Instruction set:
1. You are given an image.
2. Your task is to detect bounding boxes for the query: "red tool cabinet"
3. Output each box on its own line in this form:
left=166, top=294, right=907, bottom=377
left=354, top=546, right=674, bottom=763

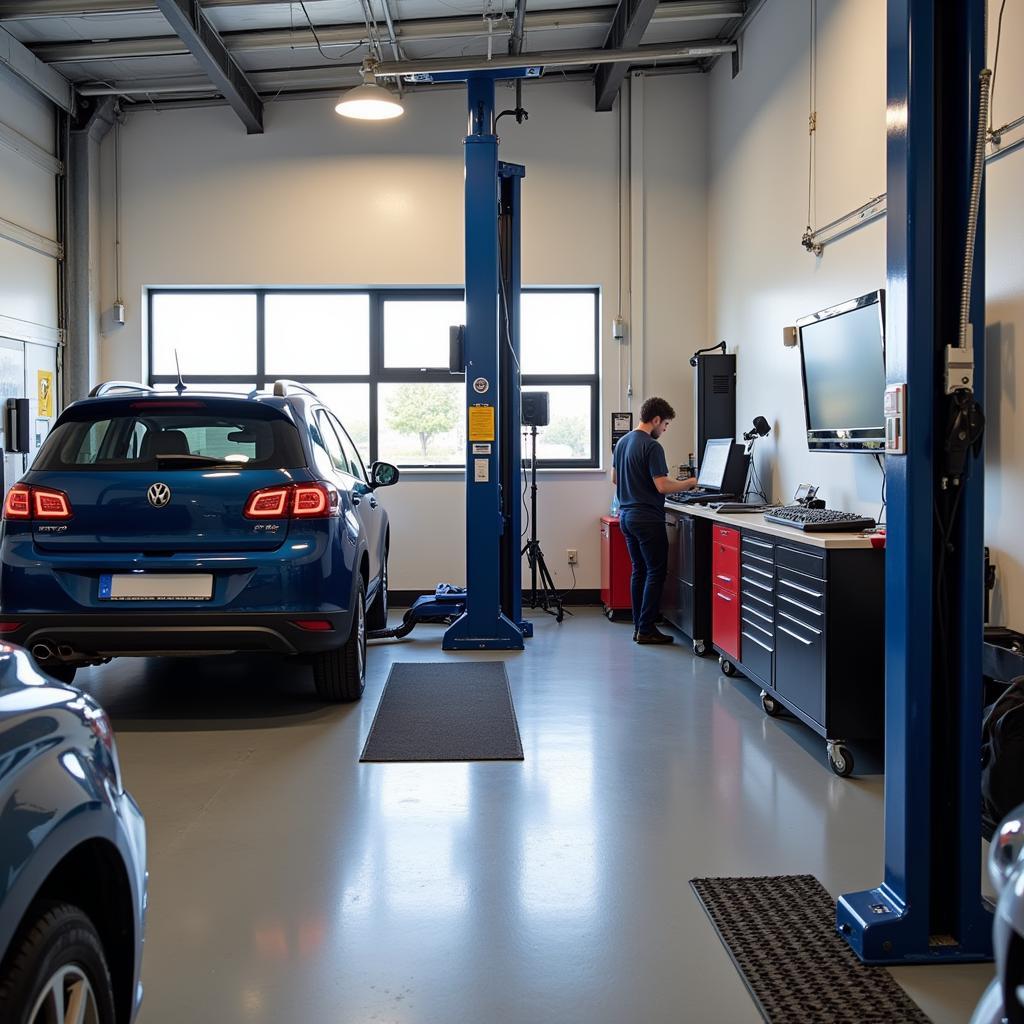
left=711, top=525, right=741, bottom=660
left=600, top=516, right=632, bottom=620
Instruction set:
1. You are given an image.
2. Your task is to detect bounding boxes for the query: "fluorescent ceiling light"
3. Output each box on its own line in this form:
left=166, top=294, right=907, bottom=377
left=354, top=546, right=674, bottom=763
left=336, top=60, right=404, bottom=121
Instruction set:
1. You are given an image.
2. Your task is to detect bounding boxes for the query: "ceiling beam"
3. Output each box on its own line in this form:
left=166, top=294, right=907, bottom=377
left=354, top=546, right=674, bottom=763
left=0, top=25, right=73, bottom=110
left=593, top=0, right=661, bottom=111
left=74, top=39, right=735, bottom=96
left=31, top=1, right=744, bottom=63
left=0, top=0, right=339, bottom=16
left=153, top=0, right=262, bottom=133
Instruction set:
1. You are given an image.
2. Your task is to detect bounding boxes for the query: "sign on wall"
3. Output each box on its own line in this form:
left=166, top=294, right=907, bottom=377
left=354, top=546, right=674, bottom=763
left=37, top=370, right=53, bottom=417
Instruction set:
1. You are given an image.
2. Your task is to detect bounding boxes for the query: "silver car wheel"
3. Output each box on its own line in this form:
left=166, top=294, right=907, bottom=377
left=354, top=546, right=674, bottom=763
left=29, top=964, right=99, bottom=1024
left=357, top=594, right=366, bottom=682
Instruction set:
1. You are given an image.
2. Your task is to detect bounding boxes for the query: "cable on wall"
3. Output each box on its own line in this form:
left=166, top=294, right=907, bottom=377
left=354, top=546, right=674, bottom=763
left=802, top=0, right=818, bottom=253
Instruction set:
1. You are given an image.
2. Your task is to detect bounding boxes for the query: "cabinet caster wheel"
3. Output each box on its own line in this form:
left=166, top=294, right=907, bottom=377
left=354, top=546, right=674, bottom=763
left=605, top=607, right=615, bottom=621
left=760, top=691, right=781, bottom=717
left=719, top=656, right=737, bottom=677
left=827, top=743, right=854, bottom=777
left=693, top=640, right=707, bottom=657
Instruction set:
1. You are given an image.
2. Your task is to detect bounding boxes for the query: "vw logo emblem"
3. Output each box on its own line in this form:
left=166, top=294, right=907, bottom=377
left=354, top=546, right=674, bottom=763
left=147, top=482, right=171, bottom=508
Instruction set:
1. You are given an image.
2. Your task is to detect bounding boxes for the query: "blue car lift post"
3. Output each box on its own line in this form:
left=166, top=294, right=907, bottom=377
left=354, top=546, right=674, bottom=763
left=836, top=0, right=992, bottom=963
left=370, top=70, right=540, bottom=650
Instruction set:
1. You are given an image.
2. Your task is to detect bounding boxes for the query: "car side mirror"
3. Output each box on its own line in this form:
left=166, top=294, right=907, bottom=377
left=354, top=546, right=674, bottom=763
left=370, top=462, right=400, bottom=488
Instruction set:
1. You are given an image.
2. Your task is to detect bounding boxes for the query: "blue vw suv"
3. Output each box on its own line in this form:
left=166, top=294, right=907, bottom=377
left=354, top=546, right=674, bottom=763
left=0, top=381, right=397, bottom=703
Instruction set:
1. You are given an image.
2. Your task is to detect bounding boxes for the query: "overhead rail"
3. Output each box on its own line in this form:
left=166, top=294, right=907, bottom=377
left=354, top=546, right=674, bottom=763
left=0, top=118, right=62, bottom=175
left=803, top=118, right=1022, bottom=255
left=27, top=2, right=744, bottom=63
left=0, top=215, right=62, bottom=261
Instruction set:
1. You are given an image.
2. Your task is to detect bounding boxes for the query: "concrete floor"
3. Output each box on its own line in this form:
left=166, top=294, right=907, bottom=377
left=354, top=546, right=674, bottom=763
left=76, top=608, right=993, bottom=1024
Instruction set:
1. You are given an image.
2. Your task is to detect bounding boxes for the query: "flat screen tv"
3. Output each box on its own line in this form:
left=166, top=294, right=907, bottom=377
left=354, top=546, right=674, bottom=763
left=796, top=289, right=886, bottom=453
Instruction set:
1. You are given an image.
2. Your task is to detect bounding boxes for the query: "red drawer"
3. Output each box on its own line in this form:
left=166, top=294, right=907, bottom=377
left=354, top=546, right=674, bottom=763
left=714, top=525, right=739, bottom=548
left=712, top=586, right=741, bottom=660
left=712, top=533, right=741, bottom=594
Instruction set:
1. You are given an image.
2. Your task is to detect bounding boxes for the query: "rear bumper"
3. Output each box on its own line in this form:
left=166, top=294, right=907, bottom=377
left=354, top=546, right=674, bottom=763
left=7, top=610, right=354, bottom=659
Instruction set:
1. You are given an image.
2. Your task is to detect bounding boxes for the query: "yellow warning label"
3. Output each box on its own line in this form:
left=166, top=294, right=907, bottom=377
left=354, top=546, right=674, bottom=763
left=37, top=370, right=54, bottom=417
left=468, top=405, right=495, bottom=442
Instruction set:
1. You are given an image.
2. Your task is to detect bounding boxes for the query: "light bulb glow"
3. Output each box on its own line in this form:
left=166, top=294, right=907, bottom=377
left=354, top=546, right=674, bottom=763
left=335, top=82, right=404, bottom=121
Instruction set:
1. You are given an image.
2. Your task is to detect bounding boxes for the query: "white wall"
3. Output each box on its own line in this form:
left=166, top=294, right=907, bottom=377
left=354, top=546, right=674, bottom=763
left=98, top=76, right=708, bottom=592
left=708, top=0, right=1024, bottom=626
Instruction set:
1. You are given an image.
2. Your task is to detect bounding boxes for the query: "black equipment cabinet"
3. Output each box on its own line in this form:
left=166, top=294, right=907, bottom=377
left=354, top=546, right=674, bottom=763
left=694, top=353, right=736, bottom=472
left=663, top=509, right=711, bottom=656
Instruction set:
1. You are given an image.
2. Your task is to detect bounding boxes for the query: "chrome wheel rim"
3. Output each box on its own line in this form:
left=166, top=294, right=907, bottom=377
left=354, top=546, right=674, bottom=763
left=29, top=964, right=99, bottom=1024
left=381, top=558, right=388, bottom=619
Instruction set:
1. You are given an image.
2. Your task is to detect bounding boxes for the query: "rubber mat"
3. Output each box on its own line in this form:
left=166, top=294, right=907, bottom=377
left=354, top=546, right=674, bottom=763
left=690, top=874, right=931, bottom=1023
left=360, top=661, right=524, bottom=762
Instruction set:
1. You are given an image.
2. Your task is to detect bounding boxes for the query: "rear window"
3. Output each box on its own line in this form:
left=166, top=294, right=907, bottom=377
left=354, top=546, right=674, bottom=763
left=35, top=407, right=306, bottom=472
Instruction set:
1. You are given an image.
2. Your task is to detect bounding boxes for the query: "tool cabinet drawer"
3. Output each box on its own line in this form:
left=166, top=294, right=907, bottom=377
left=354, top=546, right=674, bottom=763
left=714, top=525, right=740, bottom=549
left=712, top=586, right=741, bottom=660
left=775, top=566, right=826, bottom=612
left=740, top=624, right=773, bottom=686
left=713, top=537, right=741, bottom=593
left=776, top=544, right=826, bottom=581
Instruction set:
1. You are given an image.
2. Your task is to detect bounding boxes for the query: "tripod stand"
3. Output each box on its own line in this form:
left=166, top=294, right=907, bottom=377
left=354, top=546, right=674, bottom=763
left=521, top=425, right=566, bottom=622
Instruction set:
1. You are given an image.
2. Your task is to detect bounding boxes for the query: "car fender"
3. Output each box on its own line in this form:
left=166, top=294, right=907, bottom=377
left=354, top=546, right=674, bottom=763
left=0, top=757, right=144, bottom=960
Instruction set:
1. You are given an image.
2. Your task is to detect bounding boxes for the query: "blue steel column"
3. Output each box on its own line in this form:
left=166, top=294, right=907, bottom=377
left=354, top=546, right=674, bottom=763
left=836, top=0, right=991, bottom=963
left=444, top=75, right=524, bottom=650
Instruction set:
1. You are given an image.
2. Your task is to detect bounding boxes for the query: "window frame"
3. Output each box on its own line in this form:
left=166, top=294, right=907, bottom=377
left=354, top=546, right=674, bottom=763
left=147, top=286, right=600, bottom=470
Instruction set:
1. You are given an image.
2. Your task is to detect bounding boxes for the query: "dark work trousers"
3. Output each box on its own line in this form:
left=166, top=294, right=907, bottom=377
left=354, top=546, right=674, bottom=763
left=618, top=509, right=668, bottom=635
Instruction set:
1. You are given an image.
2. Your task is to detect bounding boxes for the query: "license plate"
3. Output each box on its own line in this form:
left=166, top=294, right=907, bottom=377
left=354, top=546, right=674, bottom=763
left=99, top=573, right=214, bottom=601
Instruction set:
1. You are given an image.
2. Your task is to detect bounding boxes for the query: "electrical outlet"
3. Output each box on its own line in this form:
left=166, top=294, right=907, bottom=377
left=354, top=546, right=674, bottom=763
left=567, top=549, right=578, bottom=565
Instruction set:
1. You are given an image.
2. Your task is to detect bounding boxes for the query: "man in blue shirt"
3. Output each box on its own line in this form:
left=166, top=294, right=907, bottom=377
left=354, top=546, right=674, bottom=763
left=612, top=397, right=698, bottom=644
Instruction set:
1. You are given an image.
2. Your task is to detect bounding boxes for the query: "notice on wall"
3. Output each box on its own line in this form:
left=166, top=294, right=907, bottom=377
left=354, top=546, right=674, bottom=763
left=474, top=458, right=489, bottom=483
left=468, top=404, right=495, bottom=442
left=37, top=370, right=54, bottom=417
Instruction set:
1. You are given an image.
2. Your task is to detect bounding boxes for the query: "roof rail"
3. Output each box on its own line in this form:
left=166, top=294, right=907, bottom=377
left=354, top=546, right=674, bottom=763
left=87, top=381, right=156, bottom=398
left=271, top=379, right=319, bottom=399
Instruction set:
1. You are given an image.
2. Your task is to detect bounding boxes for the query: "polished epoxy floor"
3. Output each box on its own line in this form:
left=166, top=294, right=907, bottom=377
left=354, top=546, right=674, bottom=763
left=76, top=609, right=992, bottom=1023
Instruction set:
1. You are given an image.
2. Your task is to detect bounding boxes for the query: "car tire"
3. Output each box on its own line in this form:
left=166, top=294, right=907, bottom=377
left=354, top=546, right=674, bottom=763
left=0, top=901, right=117, bottom=1024
left=366, top=551, right=389, bottom=632
left=311, top=578, right=366, bottom=703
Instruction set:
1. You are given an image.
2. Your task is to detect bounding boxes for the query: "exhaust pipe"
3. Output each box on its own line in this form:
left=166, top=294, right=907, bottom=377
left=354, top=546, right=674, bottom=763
left=32, top=642, right=55, bottom=662
left=57, top=644, right=74, bottom=660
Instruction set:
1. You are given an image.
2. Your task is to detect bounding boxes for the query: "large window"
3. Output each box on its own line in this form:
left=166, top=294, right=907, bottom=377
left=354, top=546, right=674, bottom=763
left=148, top=288, right=599, bottom=469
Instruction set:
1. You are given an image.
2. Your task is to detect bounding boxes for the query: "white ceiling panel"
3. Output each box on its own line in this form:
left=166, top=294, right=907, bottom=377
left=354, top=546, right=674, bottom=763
left=2, top=12, right=173, bottom=44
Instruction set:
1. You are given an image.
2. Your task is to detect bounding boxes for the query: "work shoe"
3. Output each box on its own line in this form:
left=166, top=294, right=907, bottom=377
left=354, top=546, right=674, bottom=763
left=636, top=629, right=674, bottom=645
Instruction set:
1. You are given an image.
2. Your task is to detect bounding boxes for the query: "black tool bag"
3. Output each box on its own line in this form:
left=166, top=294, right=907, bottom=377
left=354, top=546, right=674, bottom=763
left=982, top=675, right=1024, bottom=830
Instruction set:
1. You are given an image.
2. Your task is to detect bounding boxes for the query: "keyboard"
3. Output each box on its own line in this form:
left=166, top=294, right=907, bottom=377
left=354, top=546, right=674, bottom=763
left=666, top=490, right=738, bottom=506
left=763, top=505, right=877, bottom=533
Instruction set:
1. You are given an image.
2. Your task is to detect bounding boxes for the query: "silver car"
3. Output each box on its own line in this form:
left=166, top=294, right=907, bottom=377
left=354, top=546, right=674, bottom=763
left=973, top=804, right=1024, bottom=1024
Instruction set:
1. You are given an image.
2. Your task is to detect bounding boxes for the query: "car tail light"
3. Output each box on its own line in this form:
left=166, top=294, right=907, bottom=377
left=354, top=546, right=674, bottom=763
left=3, top=484, right=72, bottom=521
left=4, top=485, right=31, bottom=519
left=292, top=619, right=334, bottom=631
left=0, top=622, right=22, bottom=634
left=244, top=483, right=339, bottom=520
left=33, top=488, right=72, bottom=519
left=292, top=483, right=331, bottom=517
left=244, top=486, right=291, bottom=519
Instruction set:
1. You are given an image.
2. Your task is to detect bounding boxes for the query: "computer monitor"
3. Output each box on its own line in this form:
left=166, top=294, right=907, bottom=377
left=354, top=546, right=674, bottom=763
left=796, top=290, right=886, bottom=453
left=697, top=438, right=731, bottom=489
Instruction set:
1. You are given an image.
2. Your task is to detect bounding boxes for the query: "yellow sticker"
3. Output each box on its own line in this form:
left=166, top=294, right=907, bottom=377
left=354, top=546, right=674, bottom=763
left=468, top=405, right=495, bottom=442
left=37, top=370, right=54, bottom=417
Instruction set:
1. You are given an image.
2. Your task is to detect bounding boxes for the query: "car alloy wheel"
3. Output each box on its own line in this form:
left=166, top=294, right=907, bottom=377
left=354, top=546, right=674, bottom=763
left=28, top=964, right=99, bottom=1024
left=357, top=593, right=366, bottom=683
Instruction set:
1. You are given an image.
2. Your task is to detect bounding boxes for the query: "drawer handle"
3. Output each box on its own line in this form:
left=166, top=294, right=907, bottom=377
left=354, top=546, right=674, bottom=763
left=742, top=630, right=773, bottom=652
left=744, top=552, right=773, bottom=567
left=742, top=617, right=772, bottom=639
left=746, top=538, right=773, bottom=550
left=778, top=610, right=822, bottom=636
left=742, top=564, right=772, bottom=579
left=778, top=577, right=823, bottom=599
left=715, top=592, right=734, bottom=603
left=742, top=575, right=772, bottom=592
left=777, top=593, right=822, bottom=617
left=715, top=574, right=734, bottom=584
left=744, top=605, right=772, bottom=624
left=778, top=624, right=812, bottom=646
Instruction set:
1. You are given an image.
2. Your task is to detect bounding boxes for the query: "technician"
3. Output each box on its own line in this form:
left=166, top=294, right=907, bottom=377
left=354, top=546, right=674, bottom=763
left=611, top=397, right=697, bottom=644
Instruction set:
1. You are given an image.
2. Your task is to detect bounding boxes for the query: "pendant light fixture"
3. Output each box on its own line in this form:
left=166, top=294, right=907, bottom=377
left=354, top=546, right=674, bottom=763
left=335, top=58, right=404, bottom=121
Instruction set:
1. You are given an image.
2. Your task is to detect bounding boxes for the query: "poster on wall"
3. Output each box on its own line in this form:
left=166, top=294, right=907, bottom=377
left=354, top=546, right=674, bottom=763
left=37, top=370, right=54, bottom=418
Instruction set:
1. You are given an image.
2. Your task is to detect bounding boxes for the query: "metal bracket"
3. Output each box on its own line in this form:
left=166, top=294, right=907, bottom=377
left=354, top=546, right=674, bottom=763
left=945, top=342, right=974, bottom=394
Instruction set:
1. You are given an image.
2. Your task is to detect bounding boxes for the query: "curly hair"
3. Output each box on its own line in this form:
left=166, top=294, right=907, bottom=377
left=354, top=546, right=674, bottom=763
left=640, top=396, right=676, bottom=423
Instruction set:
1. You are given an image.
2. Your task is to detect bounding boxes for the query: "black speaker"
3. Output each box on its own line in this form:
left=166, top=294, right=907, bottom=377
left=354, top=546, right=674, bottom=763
left=694, top=353, right=735, bottom=471
left=521, top=391, right=550, bottom=427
